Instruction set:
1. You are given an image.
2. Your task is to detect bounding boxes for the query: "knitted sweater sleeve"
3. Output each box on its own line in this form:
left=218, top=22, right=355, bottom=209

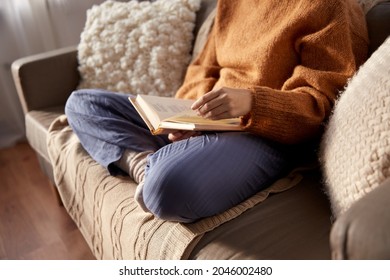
left=242, top=5, right=368, bottom=144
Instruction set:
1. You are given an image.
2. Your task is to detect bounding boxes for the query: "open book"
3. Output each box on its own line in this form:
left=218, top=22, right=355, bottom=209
left=129, top=94, right=243, bottom=135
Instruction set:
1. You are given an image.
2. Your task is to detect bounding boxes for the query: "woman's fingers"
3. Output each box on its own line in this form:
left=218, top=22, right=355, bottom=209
left=168, top=130, right=201, bottom=142
left=197, top=97, right=225, bottom=117
left=199, top=103, right=228, bottom=119
left=191, top=89, right=220, bottom=110
left=168, top=131, right=183, bottom=142
left=191, top=87, right=253, bottom=120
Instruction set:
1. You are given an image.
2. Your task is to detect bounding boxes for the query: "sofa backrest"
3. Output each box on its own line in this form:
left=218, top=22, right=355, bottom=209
left=366, top=1, right=390, bottom=55
left=194, top=0, right=217, bottom=38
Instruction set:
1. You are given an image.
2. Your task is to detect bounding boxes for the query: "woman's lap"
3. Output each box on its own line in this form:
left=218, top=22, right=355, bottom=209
left=144, top=132, right=289, bottom=222
left=66, top=89, right=289, bottom=222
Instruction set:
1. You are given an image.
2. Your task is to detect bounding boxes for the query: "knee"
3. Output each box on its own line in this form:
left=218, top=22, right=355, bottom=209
left=65, top=89, right=109, bottom=127
left=65, top=90, right=109, bottom=136
left=142, top=168, right=199, bottom=223
left=65, top=91, right=84, bottom=123
left=65, top=90, right=92, bottom=117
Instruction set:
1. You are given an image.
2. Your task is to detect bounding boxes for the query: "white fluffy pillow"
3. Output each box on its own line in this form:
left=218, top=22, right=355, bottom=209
left=320, top=37, right=390, bottom=217
left=77, top=0, right=201, bottom=96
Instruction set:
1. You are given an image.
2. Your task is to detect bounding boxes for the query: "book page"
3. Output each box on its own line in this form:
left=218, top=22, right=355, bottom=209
left=137, top=95, right=195, bottom=121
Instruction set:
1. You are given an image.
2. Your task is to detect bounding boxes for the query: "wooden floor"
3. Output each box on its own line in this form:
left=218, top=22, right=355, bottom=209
left=0, top=142, right=95, bottom=260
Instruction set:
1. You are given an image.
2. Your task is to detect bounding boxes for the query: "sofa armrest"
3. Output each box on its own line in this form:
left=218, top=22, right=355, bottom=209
left=330, top=178, right=390, bottom=259
left=12, top=46, right=80, bottom=114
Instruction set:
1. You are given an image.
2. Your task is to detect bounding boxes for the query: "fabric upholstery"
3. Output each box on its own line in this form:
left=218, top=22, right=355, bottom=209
left=191, top=3, right=216, bottom=61
left=25, top=107, right=64, bottom=162
left=11, top=46, right=79, bottom=113
left=330, top=178, right=390, bottom=259
left=357, top=0, right=388, bottom=13
left=366, top=1, right=390, bottom=54
left=191, top=171, right=332, bottom=259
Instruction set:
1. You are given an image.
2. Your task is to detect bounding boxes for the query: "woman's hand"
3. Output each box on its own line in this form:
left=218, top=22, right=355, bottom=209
left=191, top=87, right=252, bottom=120
left=168, top=130, right=201, bottom=142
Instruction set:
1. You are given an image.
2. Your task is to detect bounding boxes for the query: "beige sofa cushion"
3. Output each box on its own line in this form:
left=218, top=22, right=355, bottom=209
left=320, top=37, right=390, bottom=217
left=77, top=0, right=201, bottom=97
left=25, top=107, right=64, bottom=162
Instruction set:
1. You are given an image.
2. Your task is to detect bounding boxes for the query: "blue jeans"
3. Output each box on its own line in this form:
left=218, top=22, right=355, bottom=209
left=65, top=89, right=290, bottom=222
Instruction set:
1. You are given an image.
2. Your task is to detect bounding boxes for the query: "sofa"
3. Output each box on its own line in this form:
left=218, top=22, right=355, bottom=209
left=12, top=0, right=390, bottom=259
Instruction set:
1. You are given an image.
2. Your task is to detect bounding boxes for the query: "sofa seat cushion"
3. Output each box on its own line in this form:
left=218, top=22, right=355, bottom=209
left=191, top=170, right=332, bottom=259
left=26, top=106, right=64, bottom=162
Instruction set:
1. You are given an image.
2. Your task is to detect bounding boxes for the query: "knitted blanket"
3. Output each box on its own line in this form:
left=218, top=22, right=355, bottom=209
left=47, top=116, right=302, bottom=259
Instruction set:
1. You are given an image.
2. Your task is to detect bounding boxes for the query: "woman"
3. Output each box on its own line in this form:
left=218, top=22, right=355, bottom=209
left=65, top=0, right=368, bottom=222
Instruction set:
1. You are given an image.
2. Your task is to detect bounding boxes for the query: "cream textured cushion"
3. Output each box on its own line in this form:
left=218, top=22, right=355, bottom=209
left=77, top=0, right=201, bottom=97
left=320, top=37, right=390, bottom=217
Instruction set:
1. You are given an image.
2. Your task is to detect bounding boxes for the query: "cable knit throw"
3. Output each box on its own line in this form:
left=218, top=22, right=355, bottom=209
left=77, top=0, right=201, bottom=97
left=320, top=37, right=390, bottom=217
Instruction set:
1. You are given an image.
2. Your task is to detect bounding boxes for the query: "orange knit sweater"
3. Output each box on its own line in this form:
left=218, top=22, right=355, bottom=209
left=175, top=0, right=368, bottom=144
